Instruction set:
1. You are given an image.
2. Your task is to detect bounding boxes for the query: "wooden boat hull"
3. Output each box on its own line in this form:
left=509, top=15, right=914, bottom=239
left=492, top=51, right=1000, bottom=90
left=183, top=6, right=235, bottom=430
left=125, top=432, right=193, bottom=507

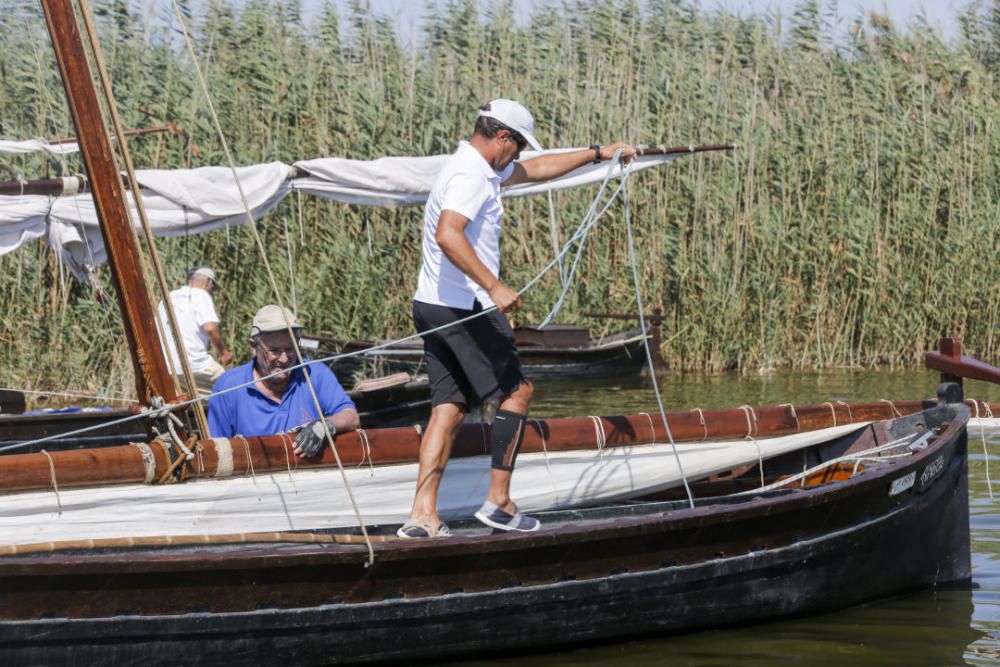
left=307, top=328, right=649, bottom=383
left=0, top=401, right=971, bottom=665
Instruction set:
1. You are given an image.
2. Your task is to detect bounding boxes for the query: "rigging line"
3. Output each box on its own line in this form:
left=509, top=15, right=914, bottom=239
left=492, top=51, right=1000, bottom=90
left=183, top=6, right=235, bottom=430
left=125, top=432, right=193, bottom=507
left=170, top=0, right=374, bottom=565
left=1, top=162, right=638, bottom=454
left=538, top=157, right=630, bottom=328
left=0, top=386, right=131, bottom=403
left=76, top=0, right=208, bottom=431
left=623, top=164, right=694, bottom=509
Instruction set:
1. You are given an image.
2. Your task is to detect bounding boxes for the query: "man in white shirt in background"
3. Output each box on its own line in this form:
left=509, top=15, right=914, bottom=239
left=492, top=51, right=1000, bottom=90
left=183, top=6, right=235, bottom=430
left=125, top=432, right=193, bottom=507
left=157, top=265, right=233, bottom=396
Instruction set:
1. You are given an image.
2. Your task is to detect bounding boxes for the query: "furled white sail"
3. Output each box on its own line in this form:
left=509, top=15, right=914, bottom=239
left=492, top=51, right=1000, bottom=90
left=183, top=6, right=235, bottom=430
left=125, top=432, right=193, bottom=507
left=0, top=423, right=865, bottom=547
left=0, top=147, right=684, bottom=275
left=0, top=195, right=50, bottom=255
left=0, top=138, right=80, bottom=155
left=293, top=147, right=681, bottom=206
left=46, top=162, right=294, bottom=279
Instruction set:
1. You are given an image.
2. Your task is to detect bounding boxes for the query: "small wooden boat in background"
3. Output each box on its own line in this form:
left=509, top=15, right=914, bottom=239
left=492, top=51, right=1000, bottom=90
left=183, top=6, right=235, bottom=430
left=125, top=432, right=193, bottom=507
left=301, top=309, right=662, bottom=384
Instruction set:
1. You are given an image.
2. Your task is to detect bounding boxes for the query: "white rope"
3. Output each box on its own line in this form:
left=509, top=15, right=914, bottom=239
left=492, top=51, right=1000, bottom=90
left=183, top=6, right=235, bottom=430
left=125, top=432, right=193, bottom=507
left=638, top=411, right=657, bottom=444
left=356, top=428, right=374, bottom=476
left=279, top=432, right=299, bottom=492
left=129, top=442, right=157, bottom=484
left=822, top=401, right=837, bottom=426
left=40, top=449, right=62, bottom=516
left=530, top=418, right=555, bottom=480
left=778, top=403, right=800, bottom=431
left=234, top=434, right=261, bottom=501
left=836, top=400, right=854, bottom=423
left=968, top=399, right=994, bottom=499
left=880, top=398, right=903, bottom=418
left=740, top=406, right=763, bottom=488
left=622, top=168, right=695, bottom=508
left=739, top=432, right=925, bottom=495
left=690, top=407, right=708, bottom=441
left=589, top=416, right=608, bottom=455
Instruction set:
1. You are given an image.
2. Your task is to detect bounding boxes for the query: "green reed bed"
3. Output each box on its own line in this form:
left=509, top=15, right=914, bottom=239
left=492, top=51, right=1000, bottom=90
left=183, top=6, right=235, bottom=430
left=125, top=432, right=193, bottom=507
left=0, top=0, right=998, bottom=400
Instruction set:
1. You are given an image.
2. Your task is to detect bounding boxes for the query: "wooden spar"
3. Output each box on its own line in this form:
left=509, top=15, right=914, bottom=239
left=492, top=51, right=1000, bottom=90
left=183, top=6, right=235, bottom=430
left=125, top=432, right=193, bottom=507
left=1, top=397, right=994, bottom=493
left=0, top=175, right=89, bottom=197
left=1, top=142, right=736, bottom=197
left=635, top=143, right=738, bottom=156
left=48, top=122, right=200, bottom=155
left=39, top=0, right=178, bottom=406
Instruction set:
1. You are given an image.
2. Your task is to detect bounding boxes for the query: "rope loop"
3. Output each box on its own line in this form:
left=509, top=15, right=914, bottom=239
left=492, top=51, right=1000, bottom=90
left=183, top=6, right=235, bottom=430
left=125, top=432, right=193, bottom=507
left=690, top=407, right=708, bottom=441
left=638, top=411, right=657, bottom=444
left=589, top=416, right=608, bottom=455
left=822, top=401, right=837, bottom=426
left=778, top=403, right=800, bottom=431
left=739, top=405, right=758, bottom=438
left=356, top=428, right=374, bottom=476
left=879, top=398, right=903, bottom=418
left=40, top=449, right=62, bottom=516
left=835, top=400, right=854, bottom=423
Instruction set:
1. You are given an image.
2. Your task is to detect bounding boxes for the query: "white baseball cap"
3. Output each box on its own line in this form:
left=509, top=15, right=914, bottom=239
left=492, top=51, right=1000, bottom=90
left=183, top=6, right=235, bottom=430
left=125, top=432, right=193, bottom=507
left=479, top=99, right=543, bottom=151
left=188, top=265, right=218, bottom=287
left=251, top=304, right=302, bottom=336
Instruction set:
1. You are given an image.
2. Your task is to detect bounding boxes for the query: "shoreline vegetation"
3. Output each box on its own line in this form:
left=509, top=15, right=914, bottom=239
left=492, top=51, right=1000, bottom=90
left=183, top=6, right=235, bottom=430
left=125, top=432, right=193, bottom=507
left=1, top=0, right=998, bottom=400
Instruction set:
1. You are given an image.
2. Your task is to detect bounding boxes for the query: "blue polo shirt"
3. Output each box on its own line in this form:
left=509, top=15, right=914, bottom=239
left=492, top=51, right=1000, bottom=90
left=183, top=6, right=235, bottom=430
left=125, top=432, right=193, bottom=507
left=207, top=359, right=355, bottom=438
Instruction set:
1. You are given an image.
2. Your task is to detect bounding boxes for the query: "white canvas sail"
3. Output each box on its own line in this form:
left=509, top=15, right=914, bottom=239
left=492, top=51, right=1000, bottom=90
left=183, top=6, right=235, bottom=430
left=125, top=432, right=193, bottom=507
left=0, top=423, right=864, bottom=547
left=0, top=147, right=684, bottom=276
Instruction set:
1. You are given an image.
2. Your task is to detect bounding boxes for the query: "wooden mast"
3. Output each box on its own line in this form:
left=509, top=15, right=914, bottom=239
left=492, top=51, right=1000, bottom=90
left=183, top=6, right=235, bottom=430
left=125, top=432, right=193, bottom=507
left=39, top=0, right=178, bottom=405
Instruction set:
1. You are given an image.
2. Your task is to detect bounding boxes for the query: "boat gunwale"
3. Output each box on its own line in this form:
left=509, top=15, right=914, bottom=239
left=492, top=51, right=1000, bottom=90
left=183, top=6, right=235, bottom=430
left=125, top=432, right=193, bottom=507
left=0, top=405, right=968, bottom=577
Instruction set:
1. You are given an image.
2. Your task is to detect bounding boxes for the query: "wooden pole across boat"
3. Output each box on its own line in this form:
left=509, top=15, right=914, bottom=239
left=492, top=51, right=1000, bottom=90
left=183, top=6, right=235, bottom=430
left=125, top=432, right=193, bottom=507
left=39, top=0, right=179, bottom=407
left=1, top=395, right=994, bottom=493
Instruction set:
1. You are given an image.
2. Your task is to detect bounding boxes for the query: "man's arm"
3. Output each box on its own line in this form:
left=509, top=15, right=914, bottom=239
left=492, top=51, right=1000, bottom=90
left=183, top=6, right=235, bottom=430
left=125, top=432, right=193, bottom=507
left=202, top=322, right=233, bottom=366
left=328, top=407, right=360, bottom=433
left=436, top=209, right=522, bottom=313
left=503, top=141, right=637, bottom=187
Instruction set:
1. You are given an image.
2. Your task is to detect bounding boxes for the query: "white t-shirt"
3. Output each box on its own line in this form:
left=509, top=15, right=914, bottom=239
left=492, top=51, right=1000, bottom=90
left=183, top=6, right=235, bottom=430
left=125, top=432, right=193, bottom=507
left=414, top=141, right=515, bottom=309
left=157, top=285, right=220, bottom=373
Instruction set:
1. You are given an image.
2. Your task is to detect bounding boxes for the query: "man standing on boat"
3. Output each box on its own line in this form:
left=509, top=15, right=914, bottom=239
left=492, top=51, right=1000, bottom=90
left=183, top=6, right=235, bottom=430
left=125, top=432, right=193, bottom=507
left=207, top=304, right=359, bottom=456
left=157, top=265, right=233, bottom=396
left=400, top=99, right=636, bottom=538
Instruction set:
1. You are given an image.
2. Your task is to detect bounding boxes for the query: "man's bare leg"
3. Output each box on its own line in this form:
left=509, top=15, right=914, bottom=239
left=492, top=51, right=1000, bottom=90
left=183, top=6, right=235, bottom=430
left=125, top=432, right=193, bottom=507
left=408, top=402, right=465, bottom=527
left=486, top=381, right=533, bottom=514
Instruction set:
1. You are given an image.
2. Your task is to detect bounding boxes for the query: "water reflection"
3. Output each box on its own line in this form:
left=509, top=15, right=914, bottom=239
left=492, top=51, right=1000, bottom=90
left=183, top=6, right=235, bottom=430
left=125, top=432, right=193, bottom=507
left=458, top=370, right=1000, bottom=666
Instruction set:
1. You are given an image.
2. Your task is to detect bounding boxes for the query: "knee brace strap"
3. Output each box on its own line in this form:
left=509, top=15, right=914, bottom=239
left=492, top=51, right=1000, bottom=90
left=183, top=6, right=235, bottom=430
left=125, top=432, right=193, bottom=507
left=490, top=409, right=527, bottom=471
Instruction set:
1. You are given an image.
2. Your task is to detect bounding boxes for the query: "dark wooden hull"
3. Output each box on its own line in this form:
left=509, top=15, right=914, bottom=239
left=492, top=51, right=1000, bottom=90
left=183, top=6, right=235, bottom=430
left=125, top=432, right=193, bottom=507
left=0, top=402, right=971, bottom=665
left=0, top=378, right=432, bottom=454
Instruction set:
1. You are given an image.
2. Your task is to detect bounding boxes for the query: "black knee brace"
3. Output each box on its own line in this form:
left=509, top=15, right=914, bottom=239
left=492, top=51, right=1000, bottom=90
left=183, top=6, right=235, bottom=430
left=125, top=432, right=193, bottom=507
left=490, top=409, right=527, bottom=471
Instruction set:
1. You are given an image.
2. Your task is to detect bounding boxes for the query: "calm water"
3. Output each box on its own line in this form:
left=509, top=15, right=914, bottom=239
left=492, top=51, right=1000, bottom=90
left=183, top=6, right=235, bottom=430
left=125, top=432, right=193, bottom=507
left=458, top=369, right=1000, bottom=667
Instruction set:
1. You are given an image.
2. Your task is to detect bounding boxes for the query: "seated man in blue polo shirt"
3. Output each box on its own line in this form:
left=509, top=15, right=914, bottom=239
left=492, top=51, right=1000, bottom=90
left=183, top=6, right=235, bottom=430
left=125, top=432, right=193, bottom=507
left=207, top=304, right=359, bottom=458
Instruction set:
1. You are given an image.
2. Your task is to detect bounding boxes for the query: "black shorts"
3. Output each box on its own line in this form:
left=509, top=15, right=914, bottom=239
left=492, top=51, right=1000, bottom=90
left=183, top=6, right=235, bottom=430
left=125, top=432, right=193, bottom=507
left=412, top=299, right=527, bottom=409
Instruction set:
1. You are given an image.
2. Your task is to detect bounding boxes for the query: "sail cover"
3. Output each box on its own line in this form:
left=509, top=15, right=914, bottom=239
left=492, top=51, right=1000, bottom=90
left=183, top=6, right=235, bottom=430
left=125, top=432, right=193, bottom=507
left=293, top=147, right=682, bottom=206
left=47, top=162, right=294, bottom=280
left=0, top=423, right=864, bottom=547
left=0, top=138, right=80, bottom=155
left=0, top=195, right=50, bottom=255
left=0, top=147, right=685, bottom=277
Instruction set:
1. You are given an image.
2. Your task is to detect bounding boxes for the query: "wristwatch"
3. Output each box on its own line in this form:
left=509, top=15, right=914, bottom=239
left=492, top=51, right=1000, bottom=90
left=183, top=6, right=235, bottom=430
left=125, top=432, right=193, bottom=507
left=590, top=144, right=601, bottom=163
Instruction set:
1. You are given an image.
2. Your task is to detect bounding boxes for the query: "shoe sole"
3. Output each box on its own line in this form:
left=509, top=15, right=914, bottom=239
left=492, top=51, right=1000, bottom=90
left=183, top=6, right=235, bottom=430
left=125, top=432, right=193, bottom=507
left=474, top=510, right=541, bottom=533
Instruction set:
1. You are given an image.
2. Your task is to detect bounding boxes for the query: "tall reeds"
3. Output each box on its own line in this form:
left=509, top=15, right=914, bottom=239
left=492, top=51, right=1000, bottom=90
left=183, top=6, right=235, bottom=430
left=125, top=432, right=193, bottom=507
left=0, top=0, right=998, bottom=396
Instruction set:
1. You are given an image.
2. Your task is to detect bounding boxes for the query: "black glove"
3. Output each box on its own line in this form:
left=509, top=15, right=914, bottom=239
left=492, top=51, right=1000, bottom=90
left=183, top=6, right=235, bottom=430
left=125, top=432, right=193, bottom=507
left=294, top=417, right=336, bottom=457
